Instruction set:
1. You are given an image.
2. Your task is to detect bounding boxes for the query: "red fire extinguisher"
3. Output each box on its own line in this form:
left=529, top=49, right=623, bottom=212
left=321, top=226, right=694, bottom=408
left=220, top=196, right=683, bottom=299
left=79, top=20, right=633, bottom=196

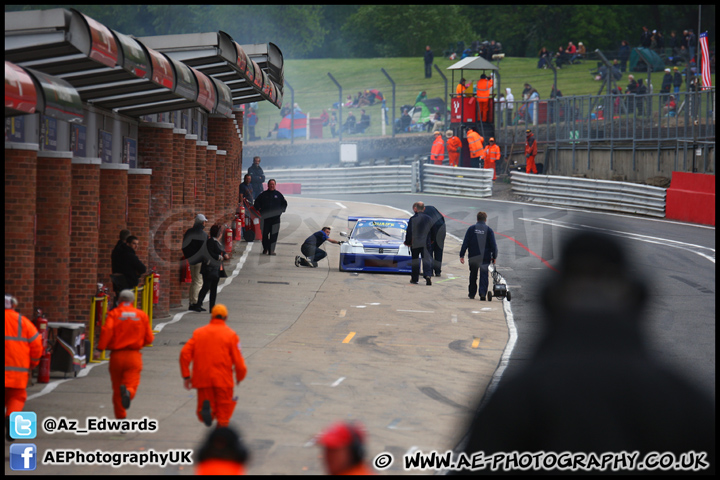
left=34, top=309, right=51, bottom=384
left=181, top=257, right=192, bottom=283
left=233, top=213, right=243, bottom=241
left=152, top=267, right=160, bottom=305
left=224, top=225, right=233, bottom=253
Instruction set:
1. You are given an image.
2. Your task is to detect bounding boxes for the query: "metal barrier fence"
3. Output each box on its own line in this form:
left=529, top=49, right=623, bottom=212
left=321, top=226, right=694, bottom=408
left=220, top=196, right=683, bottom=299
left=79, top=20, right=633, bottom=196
left=421, top=164, right=494, bottom=198
left=264, top=165, right=414, bottom=194
left=509, top=171, right=666, bottom=217
left=494, top=88, right=715, bottom=147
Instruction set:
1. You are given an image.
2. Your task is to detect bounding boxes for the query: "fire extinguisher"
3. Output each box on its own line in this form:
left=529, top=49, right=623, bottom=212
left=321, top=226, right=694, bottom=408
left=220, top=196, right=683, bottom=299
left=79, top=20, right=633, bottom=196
left=152, top=267, right=160, bottom=305
left=95, top=283, right=108, bottom=324
left=224, top=225, right=233, bottom=253
left=34, top=309, right=51, bottom=384
left=233, top=213, right=243, bottom=241
left=238, top=205, right=246, bottom=240
left=182, top=257, right=192, bottom=284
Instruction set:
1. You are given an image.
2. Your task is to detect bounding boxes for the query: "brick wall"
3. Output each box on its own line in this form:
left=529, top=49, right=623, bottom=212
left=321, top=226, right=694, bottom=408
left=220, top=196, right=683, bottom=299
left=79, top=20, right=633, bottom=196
left=183, top=135, right=197, bottom=213
left=195, top=141, right=207, bottom=215
left=35, top=151, right=72, bottom=323
left=139, top=123, right=174, bottom=318
left=171, top=129, right=187, bottom=306
left=69, top=158, right=101, bottom=325
left=5, top=144, right=38, bottom=318
left=214, top=151, right=226, bottom=225
left=205, top=146, right=217, bottom=223
left=127, top=169, right=152, bottom=272
left=98, top=165, right=129, bottom=287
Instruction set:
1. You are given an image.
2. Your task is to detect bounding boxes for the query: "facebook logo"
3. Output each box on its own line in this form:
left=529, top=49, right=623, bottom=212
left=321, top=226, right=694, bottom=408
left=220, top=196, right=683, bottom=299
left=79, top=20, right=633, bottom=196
left=9, top=411, right=37, bottom=439
left=10, top=444, right=37, bottom=471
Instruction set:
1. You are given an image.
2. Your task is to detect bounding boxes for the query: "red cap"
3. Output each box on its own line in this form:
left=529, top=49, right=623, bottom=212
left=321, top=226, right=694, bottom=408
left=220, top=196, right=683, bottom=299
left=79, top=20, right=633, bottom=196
left=318, top=422, right=365, bottom=449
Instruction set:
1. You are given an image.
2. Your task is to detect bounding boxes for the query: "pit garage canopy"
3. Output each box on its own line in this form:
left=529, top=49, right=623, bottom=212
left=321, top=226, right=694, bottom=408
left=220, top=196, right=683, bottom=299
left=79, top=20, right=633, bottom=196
left=4, top=8, right=233, bottom=118
left=5, top=61, right=83, bottom=122
left=138, top=31, right=284, bottom=109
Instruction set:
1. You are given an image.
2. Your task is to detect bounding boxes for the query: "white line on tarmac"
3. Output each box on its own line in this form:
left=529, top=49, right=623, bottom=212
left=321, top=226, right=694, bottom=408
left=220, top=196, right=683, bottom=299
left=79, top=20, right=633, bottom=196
left=331, top=377, right=346, bottom=387
left=397, top=309, right=434, bottom=313
left=154, top=242, right=254, bottom=333
left=335, top=202, right=347, bottom=209
left=522, top=217, right=715, bottom=264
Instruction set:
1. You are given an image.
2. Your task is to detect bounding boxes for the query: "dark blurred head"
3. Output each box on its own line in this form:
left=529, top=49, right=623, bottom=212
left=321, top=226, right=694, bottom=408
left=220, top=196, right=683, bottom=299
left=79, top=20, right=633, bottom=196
left=209, top=224, right=221, bottom=239
left=541, top=229, right=648, bottom=318
left=197, top=427, right=249, bottom=465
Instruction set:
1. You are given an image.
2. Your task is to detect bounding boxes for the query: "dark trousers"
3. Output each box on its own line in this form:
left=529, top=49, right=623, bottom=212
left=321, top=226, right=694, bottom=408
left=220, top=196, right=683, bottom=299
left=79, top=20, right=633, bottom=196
left=430, top=242, right=444, bottom=275
left=468, top=259, right=490, bottom=298
left=196, top=273, right=219, bottom=310
left=425, top=62, right=432, bottom=78
left=301, top=244, right=327, bottom=263
left=261, top=216, right=281, bottom=253
left=410, top=246, right=432, bottom=282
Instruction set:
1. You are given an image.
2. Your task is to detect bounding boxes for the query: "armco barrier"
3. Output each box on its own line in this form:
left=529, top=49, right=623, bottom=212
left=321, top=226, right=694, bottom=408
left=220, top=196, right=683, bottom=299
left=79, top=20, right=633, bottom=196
left=421, top=164, right=494, bottom=198
left=510, top=171, right=666, bottom=217
left=665, top=172, right=715, bottom=226
left=264, top=165, right=413, bottom=194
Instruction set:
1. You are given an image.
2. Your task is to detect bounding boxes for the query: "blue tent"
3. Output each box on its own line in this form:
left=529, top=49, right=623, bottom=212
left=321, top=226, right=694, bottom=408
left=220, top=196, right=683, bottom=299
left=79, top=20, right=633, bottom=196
left=277, top=112, right=307, bottom=139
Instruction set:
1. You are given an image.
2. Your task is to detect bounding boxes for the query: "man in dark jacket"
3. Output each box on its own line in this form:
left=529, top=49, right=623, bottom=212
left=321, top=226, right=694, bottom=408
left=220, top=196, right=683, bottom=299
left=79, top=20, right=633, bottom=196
left=182, top=214, right=209, bottom=311
left=404, top=201, right=434, bottom=285
left=116, top=235, right=147, bottom=290
left=457, top=230, right=715, bottom=473
left=254, top=179, right=287, bottom=255
left=424, top=45, right=434, bottom=78
left=422, top=205, right=446, bottom=277
left=247, top=156, right=265, bottom=201
left=459, top=211, right=497, bottom=300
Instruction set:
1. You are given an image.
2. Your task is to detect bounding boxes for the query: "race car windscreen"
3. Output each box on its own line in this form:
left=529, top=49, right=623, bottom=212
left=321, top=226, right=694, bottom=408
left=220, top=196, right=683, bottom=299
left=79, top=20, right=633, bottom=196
left=351, top=220, right=406, bottom=241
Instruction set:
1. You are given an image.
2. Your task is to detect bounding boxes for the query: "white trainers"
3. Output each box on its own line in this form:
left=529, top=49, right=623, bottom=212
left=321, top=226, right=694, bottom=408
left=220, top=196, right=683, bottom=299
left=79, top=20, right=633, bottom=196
left=295, top=256, right=301, bottom=267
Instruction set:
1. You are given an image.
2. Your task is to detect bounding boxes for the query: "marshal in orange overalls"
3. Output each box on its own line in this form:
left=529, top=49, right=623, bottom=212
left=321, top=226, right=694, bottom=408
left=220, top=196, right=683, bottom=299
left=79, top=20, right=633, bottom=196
left=484, top=140, right=501, bottom=180
left=446, top=132, right=462, bottom=167
left=180, top=305, right=247, bottom=427
left=5, top=307, right=43, bottom=417
left=430, top=133, right=445, bottom=165
left=97, top=301, right=154, bottom=419
left=525, top=130, right=538, bottom=174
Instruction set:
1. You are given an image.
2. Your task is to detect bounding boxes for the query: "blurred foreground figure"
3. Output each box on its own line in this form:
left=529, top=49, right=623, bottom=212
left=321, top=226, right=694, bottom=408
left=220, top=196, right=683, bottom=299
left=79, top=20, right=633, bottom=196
left=318, top=421, right=374, bottom=475
left=457, top=230, right=715, bottom=474
left=195, top=426, right=249, bottom=475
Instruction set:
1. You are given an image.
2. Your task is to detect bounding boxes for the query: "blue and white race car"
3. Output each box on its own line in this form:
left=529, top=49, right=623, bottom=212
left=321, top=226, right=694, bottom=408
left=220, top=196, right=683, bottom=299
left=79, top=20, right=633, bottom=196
left=339, top=217, right=411, bottom=273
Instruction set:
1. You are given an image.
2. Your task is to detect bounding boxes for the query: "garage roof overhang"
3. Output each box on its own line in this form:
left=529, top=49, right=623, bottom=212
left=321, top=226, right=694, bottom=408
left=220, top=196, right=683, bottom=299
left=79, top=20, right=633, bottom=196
left=4, top=8, right=232, bottom=118
left=5, top=60, right=84, bottom=122
left=138, top=31, right=283, bottom=109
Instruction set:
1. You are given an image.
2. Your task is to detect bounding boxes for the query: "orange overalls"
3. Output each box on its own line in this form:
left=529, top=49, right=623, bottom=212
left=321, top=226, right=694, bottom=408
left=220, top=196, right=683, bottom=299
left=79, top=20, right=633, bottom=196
left=180, top=319, right=247, bottom=427
left=97, top=302, right=154, bottom=419
left=430, top=135, right=445, bottom=165
left=525, top=134, right=538, bottom=174
left=446, top=135, right=462, bottom=167
left=476, top=78, right=493, bottom=122
left=467, top=130, right=484, bottom=167
left=484, top=143, right=501, bottom=180
left=5, top=309, right=43, bottom=416
left=196, top=459, right=245, bottom=475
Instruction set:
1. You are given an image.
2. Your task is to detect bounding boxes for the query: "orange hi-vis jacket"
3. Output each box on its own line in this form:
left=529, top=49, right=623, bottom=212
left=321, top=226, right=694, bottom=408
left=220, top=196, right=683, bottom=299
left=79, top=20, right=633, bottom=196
left=467, top=130, right=484, bottom=159
left=446, top=135, right=462, bottom=166
left=5, top=309, right=44, bottom=389
left=97, top=303, right=154, bottom=351
left=525, top=134, right=538, bottom=159
left=180, top=318, right=247, bottom=388
left=484, top=144, right=501, bottom=166
left=476, top=78, right=493, bottom=101
left=456, top=82, right=467, bottom=96
left=196, top=459, right=245, bottom=475
left=430, top=135, right=445, bottom=165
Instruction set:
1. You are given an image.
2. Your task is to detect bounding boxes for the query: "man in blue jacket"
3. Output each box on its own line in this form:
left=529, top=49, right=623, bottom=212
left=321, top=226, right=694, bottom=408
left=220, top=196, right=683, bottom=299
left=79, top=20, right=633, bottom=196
left=460, top=211, right=498, bottom=300
left=296, top=226, right=342, bottom=268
